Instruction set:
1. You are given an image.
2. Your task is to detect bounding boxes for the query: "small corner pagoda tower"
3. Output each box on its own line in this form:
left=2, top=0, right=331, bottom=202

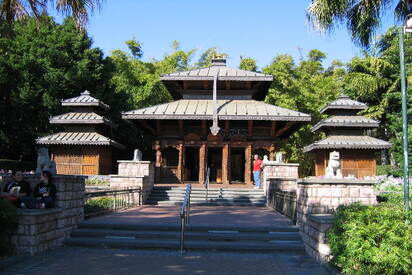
left=303, top=94, right=391, bottom=178
left=37, top=90, right=125, bottom=175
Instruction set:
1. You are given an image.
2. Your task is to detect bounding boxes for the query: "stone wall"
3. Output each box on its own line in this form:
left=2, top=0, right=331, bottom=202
left=110, top=160, right=154, bottom=203
left=296, top=177, right=377, bottom=263
left=0, top=174, right=85, bottom=255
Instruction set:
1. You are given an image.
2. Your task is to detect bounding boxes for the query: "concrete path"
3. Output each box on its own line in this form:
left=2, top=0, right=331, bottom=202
left=83, top=206, right=293, bottom=227
left=0, top=247, right=331, bottom=275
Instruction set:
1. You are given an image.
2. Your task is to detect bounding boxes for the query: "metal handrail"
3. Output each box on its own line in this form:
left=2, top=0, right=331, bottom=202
left=204, top=167, right=210, bottom=201
left=179, top=184, right=191, bottom=254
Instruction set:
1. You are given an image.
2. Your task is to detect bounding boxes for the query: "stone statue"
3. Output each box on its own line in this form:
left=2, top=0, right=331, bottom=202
left=325, top=151, right=342, bottom=178
left=133, top=149, right=143, bottom=161
left=275, top=152, right=284, bottom=163
left=36, top=148, right=57, bottom=175
left=263, top=155, right=269, bottom=162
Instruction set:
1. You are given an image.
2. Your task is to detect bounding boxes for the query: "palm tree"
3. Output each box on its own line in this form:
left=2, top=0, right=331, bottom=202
left=0, top=0, right=103, bottom=30
left=307, top=0, right=412, bottom=48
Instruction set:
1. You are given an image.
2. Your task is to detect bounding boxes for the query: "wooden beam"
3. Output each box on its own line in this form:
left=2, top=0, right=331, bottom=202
left=225, top=81, right=231, bottom=90
left=225, top=121, right=230, bottom=131
left=156, top=120, right=161, bottom=135
left=270, top=121, right=277, bottom=137
left=183, top=81, right=189, bottom=90
left=201, top=120, right=207, bottom=138
left=248, top=121, right=253, bottom=137
left=138, top=120, right=156, bottom=135
left=275, top=122, right=295, bottom=137
left=203, top=81, right=209, bottom=90
left=179, top=120, right=184, bottom=138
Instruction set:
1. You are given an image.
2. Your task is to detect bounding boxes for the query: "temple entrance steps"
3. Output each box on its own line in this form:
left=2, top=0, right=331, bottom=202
left=146, top=186, right=266, bottom=206
left=65, top=223, right=305, bottom=253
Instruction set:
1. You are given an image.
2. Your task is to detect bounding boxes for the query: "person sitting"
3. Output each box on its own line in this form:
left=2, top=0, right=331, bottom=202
left=20, top=170, right=56, bottom=209
left=0, top=171, right=31, bottom=206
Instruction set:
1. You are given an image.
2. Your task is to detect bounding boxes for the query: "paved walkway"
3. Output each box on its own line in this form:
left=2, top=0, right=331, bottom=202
left=83, top=206, right=293, bottom=227
left=0, top=247, right=331, bottom=275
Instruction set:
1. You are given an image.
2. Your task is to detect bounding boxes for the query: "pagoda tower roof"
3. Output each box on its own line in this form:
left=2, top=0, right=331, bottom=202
left=62, top=90, right=110, bottom=110
left=320, top=94, right=367, bottom=115
left=311, top=115, right=379, bottom=132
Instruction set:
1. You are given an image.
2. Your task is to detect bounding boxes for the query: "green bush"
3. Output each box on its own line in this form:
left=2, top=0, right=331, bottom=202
left=328, top=203, right=412, bottom=275
left=0, top=199, right=18, bottom=256
left=85, top=178, right=110, bottom=186
left=84, top=197, right=128, bottom=216
left=376, top=165, right=402, bottom=177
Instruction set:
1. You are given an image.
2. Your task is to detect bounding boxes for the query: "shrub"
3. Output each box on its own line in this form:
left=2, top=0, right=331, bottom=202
left=328, top=203, right=412, bottom=275
left=85, top=178, right=110, bottom=186
left=0, top=199, right=18, bottom=256
left=0, top=159, right=35, bottom=172
left=376, top=165, right=402, bottom=177
left=84, top=197, right=127, bottom=216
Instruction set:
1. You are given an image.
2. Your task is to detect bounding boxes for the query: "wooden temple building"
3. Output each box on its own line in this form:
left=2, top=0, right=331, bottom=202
left=123, top=58, right=311, bottom=184
left=37, top=91, right=125, bottom=175
left=303, top=94, right=391, bottom=178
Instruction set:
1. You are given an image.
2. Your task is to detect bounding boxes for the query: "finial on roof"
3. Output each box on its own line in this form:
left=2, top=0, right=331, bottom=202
left=81, top=90, right=91, bottom=96
left=211, top=54, right=227, bottom=66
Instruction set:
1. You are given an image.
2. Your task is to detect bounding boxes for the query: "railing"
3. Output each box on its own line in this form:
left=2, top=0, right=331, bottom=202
left=270, top=191, right=297, bottom=224
left=204, top=167, right=210, bottom=201
left=179, top=184, right=191, bottom=254
left=84, top=187, right=142, bottom=218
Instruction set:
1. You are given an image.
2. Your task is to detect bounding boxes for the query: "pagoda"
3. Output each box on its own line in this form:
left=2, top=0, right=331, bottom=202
left=123, top=58, right=311, bottom=184
left=37, top=91, right=125, bottom=175
left=304, top=94, right=391, bottom=178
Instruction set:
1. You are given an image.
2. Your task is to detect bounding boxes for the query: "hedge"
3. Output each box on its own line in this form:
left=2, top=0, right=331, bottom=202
left=328, top=203, right=412, bottom=275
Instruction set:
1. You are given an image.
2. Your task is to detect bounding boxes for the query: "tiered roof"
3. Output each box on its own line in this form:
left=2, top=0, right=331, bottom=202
left=37, top=91, right=124, bottom=149
left=304, top=94, right=391, bottom=152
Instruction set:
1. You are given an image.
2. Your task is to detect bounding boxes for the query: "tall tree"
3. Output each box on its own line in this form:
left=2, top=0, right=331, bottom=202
left=0, top=0, right=103, bottom=31
left=239, top=56, right=257, bottom=72
left=307, top=0, right=412, bottom=48
left=0, top=16, right=111, bottom=160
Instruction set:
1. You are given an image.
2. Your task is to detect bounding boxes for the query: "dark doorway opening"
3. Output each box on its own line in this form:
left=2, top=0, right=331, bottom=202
left=184, top=147, right=199, bottom=181
left=207, top=147, right=222, bottom=183
left=231, top=148, right=245, bottom=183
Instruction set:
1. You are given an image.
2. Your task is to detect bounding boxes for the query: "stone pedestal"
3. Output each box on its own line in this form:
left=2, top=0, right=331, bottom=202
left=111, top=160, right=155, bottom=203
left=262, top=162, right=299, bottom=194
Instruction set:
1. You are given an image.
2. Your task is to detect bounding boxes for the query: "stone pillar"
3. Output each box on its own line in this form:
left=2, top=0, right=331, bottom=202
left=245, top=144, right=252, bottom=184
left=222, top=143, right=230, bottom=184
left=177, top=143, right=184, bottom=183
left=199, top=144, right=206, bottom=183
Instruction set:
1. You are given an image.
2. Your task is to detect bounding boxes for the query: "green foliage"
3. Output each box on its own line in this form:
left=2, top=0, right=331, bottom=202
left=0, top=16, right=113, bottom=160
left=328, top=203, right=412, bottom=274
left=85, top=178, right=110, bottom=186
left=84, top=197, right=127, bottom=216
left=0, top=159, right=35, bottom=172
left=377, top=165, right=402, bottom=177
left=239, top=57, right=257, bottom=72
left=307, top=0, right=407, bottom=48
left=0, top=199, right=17, bottom=256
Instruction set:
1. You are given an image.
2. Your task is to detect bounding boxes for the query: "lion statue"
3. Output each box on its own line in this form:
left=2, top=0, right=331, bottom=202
left=325, top=151, right=342, bottom=179
left=36, top=147, right=57, bottom=175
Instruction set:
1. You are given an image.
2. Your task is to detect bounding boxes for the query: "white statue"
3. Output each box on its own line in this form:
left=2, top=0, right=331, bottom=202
left=325, top=151, right=342, bottom=179
left=36, top=148, right=57, bottom=175
left=133, top=149, right=143, bottom=161
left=263, top=155, right=269, bottom=163
left=275, top=152, right=284, bottom=163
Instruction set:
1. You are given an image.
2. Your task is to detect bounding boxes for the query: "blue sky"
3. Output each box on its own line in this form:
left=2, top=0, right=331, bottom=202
left=64, top=0, right=398, bottom=69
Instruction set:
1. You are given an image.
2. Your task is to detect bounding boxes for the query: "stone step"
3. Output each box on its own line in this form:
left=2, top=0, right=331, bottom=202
left=78, top=223, right=300, bottom=233
left=65, top=237, right=305, bottom=252
left=71, top=228, right=301, bottom=241
left=145, top=201, right=267, bottom=207
left=148, top=194, right=266, bottom=200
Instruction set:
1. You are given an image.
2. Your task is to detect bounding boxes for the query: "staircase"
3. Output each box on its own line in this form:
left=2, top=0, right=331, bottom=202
left=146, top=186, right=266, bottom=206
left=65, top=223, right=305, bottom=253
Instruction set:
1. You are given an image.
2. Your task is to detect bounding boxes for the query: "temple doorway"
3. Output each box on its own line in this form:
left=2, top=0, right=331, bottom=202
left=207, top=147, right=222, bottom=183
left=231, top=148, right=245, bottom=183
left=184, top=147, right=199, bottom=182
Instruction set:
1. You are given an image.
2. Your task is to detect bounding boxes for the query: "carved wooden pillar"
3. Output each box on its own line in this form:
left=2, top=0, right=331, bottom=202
left=177, top=143, right=184, bottom=183
left=248, top=121, right=253, bottom=137
left=201, top=121, right=207, bottom=139
left=245, top=144, right=253, bottom=184
left=155, top=142, right=162, bottom=182
left=222, top=143, right=230, bottom=184
left=199, top=144, right=206, bottom=184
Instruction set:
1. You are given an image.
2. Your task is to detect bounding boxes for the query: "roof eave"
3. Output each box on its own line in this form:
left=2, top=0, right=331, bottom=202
left=161, top=76, right=274, bottom=81
left=319, top=105, right=367, bottom=114
left=61, top=102, right=110, bottom=111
